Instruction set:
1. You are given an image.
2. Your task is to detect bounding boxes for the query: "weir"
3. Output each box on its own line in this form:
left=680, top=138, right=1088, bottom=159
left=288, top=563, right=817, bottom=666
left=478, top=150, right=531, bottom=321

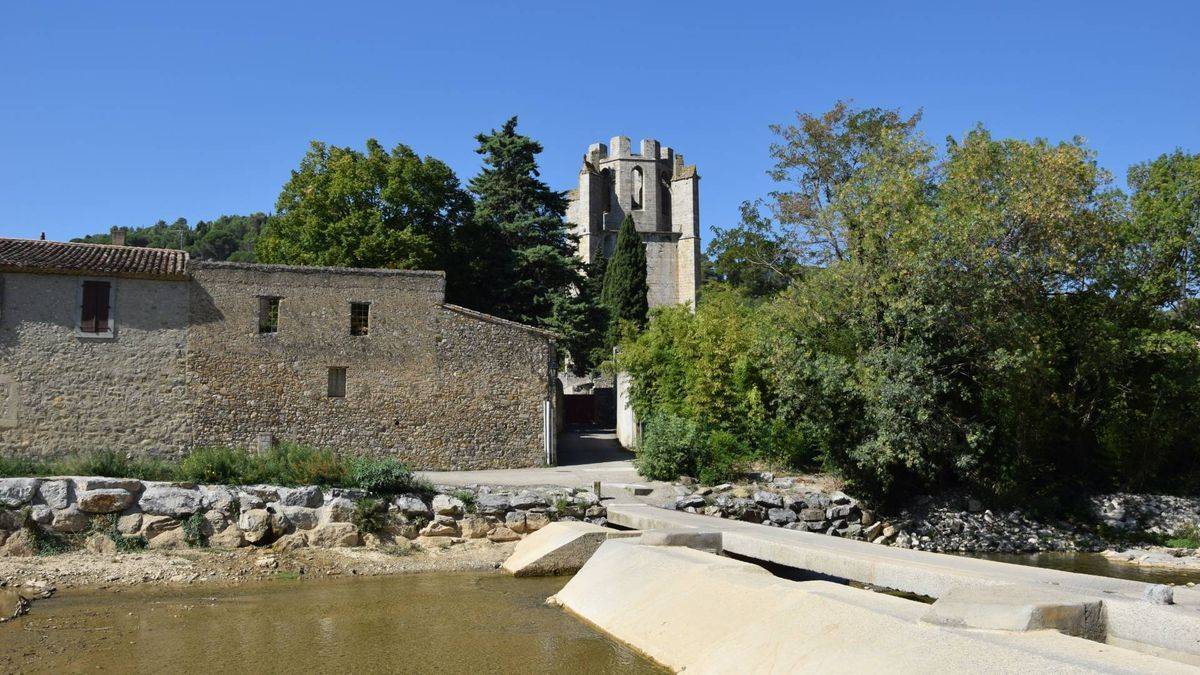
left=597, top=503, right=1200, bottom=668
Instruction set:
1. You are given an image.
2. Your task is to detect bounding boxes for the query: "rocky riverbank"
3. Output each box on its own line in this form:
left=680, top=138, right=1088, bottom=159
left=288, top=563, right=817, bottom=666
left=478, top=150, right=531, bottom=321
left=666, top=475, right=1200, bottom=558
left=0, top=476, right=608, bottom=589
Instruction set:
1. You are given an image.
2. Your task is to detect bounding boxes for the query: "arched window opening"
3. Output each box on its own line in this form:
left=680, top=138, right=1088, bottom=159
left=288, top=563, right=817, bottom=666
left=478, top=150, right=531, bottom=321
left=600, top=168, right=613, bottom=214
left=631, top=166, right=644, bottom=210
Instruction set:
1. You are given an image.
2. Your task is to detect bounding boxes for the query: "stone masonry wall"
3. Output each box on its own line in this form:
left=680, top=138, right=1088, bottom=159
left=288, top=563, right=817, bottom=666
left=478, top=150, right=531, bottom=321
left=0, top=272, right=191, bottom=458
left=187, top=262, right=552, bottom=469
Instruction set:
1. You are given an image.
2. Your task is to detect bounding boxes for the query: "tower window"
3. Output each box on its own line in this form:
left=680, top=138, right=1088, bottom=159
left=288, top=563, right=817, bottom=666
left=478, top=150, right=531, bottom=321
left=328, top=367, right=347, bottom=398
left=631, top=166, right=644, bottom=210
left=350, top=302, right=370, bottom=336
left=258, top=296, right=280, bottom=334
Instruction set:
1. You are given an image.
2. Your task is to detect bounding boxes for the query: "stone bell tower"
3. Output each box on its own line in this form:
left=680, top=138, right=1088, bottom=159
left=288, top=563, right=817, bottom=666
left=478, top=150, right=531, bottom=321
left=565, top=136, right=700, bottom=309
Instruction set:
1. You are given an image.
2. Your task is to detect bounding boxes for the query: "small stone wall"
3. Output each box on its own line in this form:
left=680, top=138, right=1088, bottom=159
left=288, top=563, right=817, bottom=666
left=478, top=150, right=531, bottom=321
left=0, top=477, right=606, bottom=557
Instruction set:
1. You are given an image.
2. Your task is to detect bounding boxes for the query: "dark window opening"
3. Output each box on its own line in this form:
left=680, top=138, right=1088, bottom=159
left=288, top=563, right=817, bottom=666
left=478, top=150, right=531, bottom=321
left=328, top=367, right=347, bottom=398
left=350, top=302, right=370, bottom=336
left=80, top=281, right=111, bottom=334
left=631, top=166, right=644, bottom=210
left=258, top=296, right=280, bottom=334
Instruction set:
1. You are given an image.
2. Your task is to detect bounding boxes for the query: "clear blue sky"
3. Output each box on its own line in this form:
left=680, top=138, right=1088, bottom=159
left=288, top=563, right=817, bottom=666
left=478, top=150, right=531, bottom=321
left=2, top=1, right=1197, bottom=244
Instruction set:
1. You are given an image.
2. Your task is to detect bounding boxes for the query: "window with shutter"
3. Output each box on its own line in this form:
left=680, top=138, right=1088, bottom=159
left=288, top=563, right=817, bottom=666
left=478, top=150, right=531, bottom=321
left=79, top=281, right=111, bottom=334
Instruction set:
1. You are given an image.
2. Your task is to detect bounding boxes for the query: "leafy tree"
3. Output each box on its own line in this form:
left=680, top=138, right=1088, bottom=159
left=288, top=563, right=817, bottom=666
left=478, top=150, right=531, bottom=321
left=601, top=215, right=649, bottom=343
left=255, top=139, right=472, bottom=273
left=465, top=117, right=580, bottom=325
left=1124, top=150, right=1200, bottom=311
left=705, top=201, right=803, bottom=297
left=75, top=214, right=269, bottom=262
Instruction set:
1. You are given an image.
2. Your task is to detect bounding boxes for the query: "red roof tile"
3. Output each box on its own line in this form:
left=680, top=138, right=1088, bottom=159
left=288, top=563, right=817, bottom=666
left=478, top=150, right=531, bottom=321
left=0, top=238, right=189, bottom=279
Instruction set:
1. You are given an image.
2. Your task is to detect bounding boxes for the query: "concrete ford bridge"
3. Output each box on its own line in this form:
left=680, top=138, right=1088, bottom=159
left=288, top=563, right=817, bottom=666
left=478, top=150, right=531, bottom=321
left=554, top=503, right=1200, bottom=672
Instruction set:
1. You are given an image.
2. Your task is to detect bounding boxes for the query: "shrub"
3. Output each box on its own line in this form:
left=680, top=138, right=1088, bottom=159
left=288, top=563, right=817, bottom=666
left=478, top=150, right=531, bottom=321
left=259, top=443, right=347, bottom=487
left=181, top=511, right=209, bottom=547
left=0, top=456, right=40, bottom=478
left=450, top=489, right=477, bottom=513
left=636, top=413, right=699, bottom=481
left=346, top=457, right=420, bottom=495
left=351, top=498, right=389, bottom=534
left=697, top=430, right=745, bottom=485
left=177, top=447, right=257, bottom=485
left=49, top=451, right=176, bottom=481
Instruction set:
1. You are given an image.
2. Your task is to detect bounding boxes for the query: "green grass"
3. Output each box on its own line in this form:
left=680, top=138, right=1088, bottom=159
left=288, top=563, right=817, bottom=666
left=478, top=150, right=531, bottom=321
left=0, top=444, right=424, bottom=494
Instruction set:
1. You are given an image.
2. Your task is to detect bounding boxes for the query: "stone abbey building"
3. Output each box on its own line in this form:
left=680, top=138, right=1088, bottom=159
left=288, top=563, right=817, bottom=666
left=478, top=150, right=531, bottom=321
left=566, top=136, right=701, bottom=309
left=0, top=237, right=559, bottom=469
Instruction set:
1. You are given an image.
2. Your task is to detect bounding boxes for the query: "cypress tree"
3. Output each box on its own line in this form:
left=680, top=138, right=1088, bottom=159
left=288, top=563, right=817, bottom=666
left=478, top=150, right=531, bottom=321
left=600, top=215, right=649, bottom=344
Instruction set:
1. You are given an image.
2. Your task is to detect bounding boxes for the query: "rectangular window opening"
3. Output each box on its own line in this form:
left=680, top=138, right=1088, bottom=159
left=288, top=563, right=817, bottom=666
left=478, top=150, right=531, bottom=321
left=327, top=367, right=347, bottom=398
left=80, top=280, right=112, bottom=334
left=350, top=302, right=370, bottom=336
left=258, top=296, right=280, bottom=334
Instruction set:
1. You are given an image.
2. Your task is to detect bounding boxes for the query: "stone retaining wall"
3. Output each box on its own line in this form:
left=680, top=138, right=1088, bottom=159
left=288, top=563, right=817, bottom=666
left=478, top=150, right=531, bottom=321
left=0, top=477, right=606, bottom=556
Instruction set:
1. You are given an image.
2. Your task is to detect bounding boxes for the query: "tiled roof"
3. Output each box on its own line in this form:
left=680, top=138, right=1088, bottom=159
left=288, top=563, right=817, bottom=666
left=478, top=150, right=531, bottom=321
left=0, top=238, right=189, bottom=279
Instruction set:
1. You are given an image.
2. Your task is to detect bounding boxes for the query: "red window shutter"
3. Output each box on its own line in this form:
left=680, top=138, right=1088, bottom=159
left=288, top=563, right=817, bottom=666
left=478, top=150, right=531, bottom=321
left=95, top=282, right=110, bottom=332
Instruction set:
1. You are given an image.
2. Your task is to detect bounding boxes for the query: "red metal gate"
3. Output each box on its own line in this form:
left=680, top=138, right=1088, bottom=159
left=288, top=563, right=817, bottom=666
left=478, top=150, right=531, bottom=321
left=563, top=394, right=596, bottom=426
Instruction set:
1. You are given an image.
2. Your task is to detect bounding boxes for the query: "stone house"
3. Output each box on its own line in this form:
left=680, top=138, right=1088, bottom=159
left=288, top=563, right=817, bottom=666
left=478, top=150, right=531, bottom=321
left=0, top=236, right=559, bottom=469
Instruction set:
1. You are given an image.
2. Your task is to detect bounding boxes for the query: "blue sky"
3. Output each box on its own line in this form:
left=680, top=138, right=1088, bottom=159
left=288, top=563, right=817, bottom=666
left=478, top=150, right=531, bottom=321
left=1, top=1, right=1197, bottom=244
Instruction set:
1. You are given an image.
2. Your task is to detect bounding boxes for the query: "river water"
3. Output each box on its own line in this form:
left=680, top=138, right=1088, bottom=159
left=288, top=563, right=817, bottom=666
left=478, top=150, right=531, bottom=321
left=0, top=572, right=664, bottom=674
left=966, top=551, right=1200, bottom=586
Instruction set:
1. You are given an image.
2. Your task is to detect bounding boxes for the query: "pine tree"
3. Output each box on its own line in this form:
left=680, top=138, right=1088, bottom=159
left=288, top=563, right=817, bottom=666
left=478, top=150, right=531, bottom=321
left=600, top=215, right=649, bottom=344
left=464, top=117, right=579, bottom=325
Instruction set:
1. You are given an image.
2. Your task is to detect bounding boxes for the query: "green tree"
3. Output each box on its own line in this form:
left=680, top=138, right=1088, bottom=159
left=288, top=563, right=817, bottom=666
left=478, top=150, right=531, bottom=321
left=704, top=201, right=802, bottom=297
left=465, top=117, right=580, bottom=325
left=1125, top=150, right=1200, bottom=311
left=255, top=139, right=472, bottom=273
left=601, top=215, right=649, bottom=344
left=74, top=214, right=269, bottom=262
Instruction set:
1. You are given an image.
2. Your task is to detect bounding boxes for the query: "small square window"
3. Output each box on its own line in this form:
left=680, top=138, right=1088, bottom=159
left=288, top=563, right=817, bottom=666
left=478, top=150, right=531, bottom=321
left=258, top=296, right=280, bottom=334
left=327, top=367, right=347, bottom=398
left=350, top=302, right=370, bottom=336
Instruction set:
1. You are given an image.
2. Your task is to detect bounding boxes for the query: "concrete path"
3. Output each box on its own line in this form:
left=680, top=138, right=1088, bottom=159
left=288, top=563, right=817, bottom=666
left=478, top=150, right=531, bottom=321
left=418, top=427, right=667, bottom=494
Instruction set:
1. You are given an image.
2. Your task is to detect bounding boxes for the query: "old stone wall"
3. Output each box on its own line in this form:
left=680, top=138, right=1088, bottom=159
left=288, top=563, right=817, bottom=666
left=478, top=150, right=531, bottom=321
left=187, top=262, right=552, bottom=469
left=0, top=272, right=191, bottom=458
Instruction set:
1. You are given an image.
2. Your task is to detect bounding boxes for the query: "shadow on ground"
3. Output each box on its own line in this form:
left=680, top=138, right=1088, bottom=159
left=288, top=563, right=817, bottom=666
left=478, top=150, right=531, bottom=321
left=557, top=426, right=635, bottom=467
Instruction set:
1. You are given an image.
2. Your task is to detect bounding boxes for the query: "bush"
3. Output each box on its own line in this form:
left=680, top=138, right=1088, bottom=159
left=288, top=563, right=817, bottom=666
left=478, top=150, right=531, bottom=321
left=636, top=414, right=699, bottom=481
left=258, top=443, right=347, bottom=487
left=181, top=511, right=209, bottom=547
left=351, top=498, right=389, bottom=534
left=177, top=447, right=257, bottom=484
left=51, top=451, right=176, bottom=481
left=346, top=457, right=424, bottom=495
left=697, top=430, right=745, bottom=485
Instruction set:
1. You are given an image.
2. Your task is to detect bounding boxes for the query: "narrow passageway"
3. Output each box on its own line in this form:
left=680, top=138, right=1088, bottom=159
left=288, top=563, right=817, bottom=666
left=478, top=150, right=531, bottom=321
left=417, top=426, right=652, bottom=491
left=556, top=426, right=634, bottom=466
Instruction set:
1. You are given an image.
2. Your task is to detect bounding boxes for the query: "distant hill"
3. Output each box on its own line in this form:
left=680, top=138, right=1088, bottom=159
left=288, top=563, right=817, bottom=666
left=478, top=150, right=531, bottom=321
left=72, top=213, right=269, bottom=262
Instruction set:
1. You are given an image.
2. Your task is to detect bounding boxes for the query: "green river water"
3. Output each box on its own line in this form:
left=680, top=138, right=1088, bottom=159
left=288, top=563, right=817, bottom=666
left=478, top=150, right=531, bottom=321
left=0, top=572, right=664, bottom=674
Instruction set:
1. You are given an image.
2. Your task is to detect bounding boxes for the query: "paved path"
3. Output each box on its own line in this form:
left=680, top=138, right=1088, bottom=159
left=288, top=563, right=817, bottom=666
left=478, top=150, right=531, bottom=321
left=418, top=427, right=668, bottom=494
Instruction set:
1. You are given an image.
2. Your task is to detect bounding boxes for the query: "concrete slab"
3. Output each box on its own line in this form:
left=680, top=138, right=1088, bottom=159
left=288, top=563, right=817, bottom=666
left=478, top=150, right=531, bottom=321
left=553, top=540, right=1193, bottom=674
left=607, top=504, right=1200, bottom=664
left=639, top=528, right=723, bottom=554
left=923, top=584, right=1105, bottom=641
left=500, top=521, right=636, bottom=577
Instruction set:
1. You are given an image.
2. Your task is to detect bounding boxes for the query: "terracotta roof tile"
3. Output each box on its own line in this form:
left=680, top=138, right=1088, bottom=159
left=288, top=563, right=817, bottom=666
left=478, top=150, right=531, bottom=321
left=0, top=238, right=189, bottom=279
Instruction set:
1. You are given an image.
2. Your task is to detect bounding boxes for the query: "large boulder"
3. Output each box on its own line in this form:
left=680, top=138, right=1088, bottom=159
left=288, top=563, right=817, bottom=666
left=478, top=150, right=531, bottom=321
left=431, top=494, right=465, bottom=517
left=280, top=486, right=323, bottom=508
left=72, top=477, right=143, bottom=493
left=307, top=523, right=360, bottom=548
left=511, top=491, right=546, bottom=510
left=0, top=528, right=37, bottom=557
left=199, top=485, right=238, bottom=513
left=77, top=489, right=135, bottom=514
left=37, top=480, right=71, bottom=510
left=139, top=486, right=202, bottom=517
left=117, top=513, right=143, bottom=535
left=210, top=525, right=247, bottom=549
left=84, top=532, right=118, bottom=554
left=476, top=494, right=511, bottom=515
left=501, top=522, right=636, bottom=576
left=505, top=511, right=528, bottom=534
left=488, top=526, right=521, bottom=543
left=277, top=505, right=319, bottom=531
left=140, top=515, right=180, bottom=539
left=753, top=491, right=783, bottom=509
left=241, top=485, right=282, bottom=504
left=321, top=497, right=356, bottom=524
left=460, top=516, right=495, bottom=539
left=525, top=512, right=551, bottom=533
left=0, top=478, right=39, bottom=507
left=148, top=528, right=188, bottom=550
left=419, top=517, right=460, bottom=538
left=238, top=509, right=273, bottom=544
left=49, top=507, right=90, bottom=534
left=394, top=495, right=432, bottom=518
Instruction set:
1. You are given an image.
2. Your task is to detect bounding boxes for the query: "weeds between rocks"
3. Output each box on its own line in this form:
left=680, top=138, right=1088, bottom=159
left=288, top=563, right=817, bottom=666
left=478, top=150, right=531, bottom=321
left=181, top=512, right=209, bottom=548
